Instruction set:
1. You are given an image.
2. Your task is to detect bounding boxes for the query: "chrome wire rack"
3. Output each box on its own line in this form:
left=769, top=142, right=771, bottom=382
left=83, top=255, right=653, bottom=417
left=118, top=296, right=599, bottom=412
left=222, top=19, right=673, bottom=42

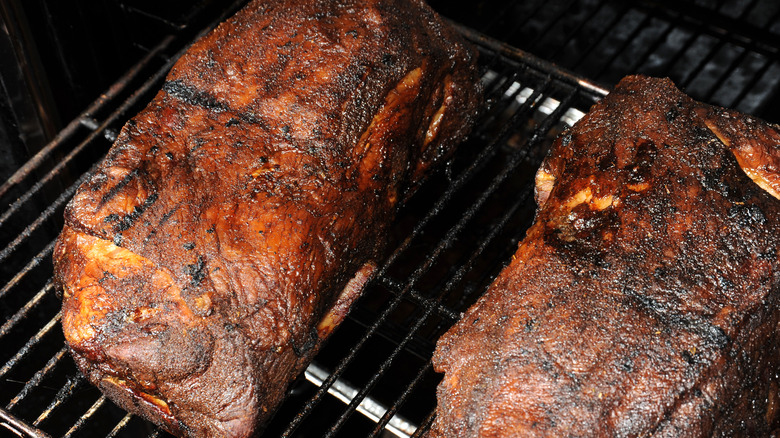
left=2, top=0, right=779, bottom=437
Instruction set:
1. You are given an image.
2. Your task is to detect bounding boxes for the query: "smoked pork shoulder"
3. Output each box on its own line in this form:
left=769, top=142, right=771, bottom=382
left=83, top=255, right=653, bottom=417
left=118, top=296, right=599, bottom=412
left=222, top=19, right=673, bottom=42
left=430, top=75, right=780, bottom=437
left=53, top=1, right=481, bottom=436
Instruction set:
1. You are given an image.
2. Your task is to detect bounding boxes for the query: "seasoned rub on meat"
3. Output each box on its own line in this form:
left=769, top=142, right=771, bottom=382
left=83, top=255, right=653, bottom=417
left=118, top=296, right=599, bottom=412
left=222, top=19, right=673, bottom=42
left=53, top=1, right=481, bottom=436
left=430, top=76, right=780, bottom=437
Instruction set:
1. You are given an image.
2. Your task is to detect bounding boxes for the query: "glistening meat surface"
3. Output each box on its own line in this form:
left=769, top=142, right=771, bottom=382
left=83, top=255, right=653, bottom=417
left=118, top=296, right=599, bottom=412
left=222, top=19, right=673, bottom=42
left=430, top=76, right=780, bottom=437
left=53, top=1, right=481, bottom=436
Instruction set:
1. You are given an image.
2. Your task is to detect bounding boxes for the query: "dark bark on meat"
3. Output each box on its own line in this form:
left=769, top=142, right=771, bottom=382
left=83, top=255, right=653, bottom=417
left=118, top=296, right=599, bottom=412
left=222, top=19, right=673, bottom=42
left=52, top=1, right=481, bottom=436
left=430, top=76, right=780, bottom=438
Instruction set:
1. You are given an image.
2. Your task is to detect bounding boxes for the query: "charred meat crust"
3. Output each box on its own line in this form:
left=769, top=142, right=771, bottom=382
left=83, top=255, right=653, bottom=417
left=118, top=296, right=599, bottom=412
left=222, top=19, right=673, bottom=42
left=430, top=75, right=780, bottom=438
left=53, top=0, right=481, bottom=437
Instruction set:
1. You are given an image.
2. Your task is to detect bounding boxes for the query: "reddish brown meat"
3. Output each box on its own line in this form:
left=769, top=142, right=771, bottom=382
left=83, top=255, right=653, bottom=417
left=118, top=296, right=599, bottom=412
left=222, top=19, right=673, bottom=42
left=52, top=1, right=481, bottom=436
left=430, top=76, right=780, bottom=437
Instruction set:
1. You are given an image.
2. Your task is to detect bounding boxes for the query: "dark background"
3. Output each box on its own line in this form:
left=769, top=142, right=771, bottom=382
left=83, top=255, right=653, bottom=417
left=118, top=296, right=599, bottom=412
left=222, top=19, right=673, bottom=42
left=1, top=1, right=779, bottom=436
left=3, top=0, right=780, bottom=182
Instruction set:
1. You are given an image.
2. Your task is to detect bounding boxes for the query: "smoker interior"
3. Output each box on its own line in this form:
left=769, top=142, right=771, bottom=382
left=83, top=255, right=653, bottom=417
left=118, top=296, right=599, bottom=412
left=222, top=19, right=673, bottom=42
left=1, top=0, right=779, bottom=437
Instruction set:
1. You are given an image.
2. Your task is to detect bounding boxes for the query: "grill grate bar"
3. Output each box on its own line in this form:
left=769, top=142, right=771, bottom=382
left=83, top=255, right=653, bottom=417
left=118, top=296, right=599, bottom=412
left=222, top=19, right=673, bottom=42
left=481, top=68, right=522, bottom=105
left=283, top=242, right=415, bottom=434
left=736, top=0, right=763, bottom=19
left=700, top=8, right=780, bottom=105
left=0, top=408, right=51, bottom=438
left=643, top=0, right=780, bottom=57
left=371, top=116, right=546, bottom=357
left=322, top=300, right=438, bottom=438
left=0, top=282, right=54, bottom=341
left=677, top=1, right=758, bottom=90
left=567, top=4, right=634, bottom=72
left=6, top=347, right=68, bottom=410
left=525, top=0, right=580, bottom=52
left=591, top=13, right=655, bottom=80
left=0, top=5, right=243, bottom=236
left=651, top=25, right=704, bottom=82
left=280, top=79, right=557, bottom=435
left=346, top=302, right=439, bottom=364
left=417, top=164, right=538, bottom=327
left=304, top=364, right=416, bottom=438
left=0, top=169, right=91, bottom=265
left=33, top=375, right=86, bottom=427
left=297, top=85, right=579, bottom=437
left=0, top=34, right=174, bottom=201
left=0, top=239, right=55, bottom=301
left=448, top=194, right=541, bottom=314
left=105, top=414, right=133, bottom=438
left=700, top=47, right=751, bottom=101
left=545, top=1, right=610, bottom=61
left=730, top=56, right=776, bottom=109
left=368, top=362, right=433, bottom=438
left=0, top=314, right=60, bottom=380
left=410, top=410, right=435, bottom=438
left=61, top=396, right=106, bottom=438
left=680, top=41, right=740, bottom=89
left=469, top=49, right=551, bottom=127
left=377, top=77, right=555, bottom=280
left=477, top=69, right=556, bottom=129
left=437, top=173, right=534, bottom=295
left=377, top=277, right=461, bottom=322
left=480, top=67, right=526, bottom=112
left=325, top=89, right=579, bottom=437
left=457, top=25, right=610, bottom=97
left=625, top=20, right=676, bottom=76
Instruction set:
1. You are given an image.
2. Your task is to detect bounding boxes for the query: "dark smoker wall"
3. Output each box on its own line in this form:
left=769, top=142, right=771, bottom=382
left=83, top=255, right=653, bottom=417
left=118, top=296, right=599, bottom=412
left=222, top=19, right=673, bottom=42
left=4, top=0, right=219, bottom=125
left=2, top=0, right=780, bottom=182
left=0, top=0, right=226, bottom=183
left=1, top=0, right=130, bottom=184
left=7, top=0, right=780, bottom=138
left=427, top=0, right=780, bottom=123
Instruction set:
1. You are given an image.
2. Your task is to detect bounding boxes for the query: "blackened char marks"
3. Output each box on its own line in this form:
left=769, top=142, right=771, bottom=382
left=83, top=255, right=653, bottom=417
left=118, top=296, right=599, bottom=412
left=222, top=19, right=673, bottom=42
left=184, top=255, right=206, bottom=287
left=115, top=193, right=159, bottom=232
left=162, top=80, right=263, bottom=125
left=430, top=75, right=780, bottom=438
left=54, top=1, right=482, bottom=437
left=162, top=80, right=227, bottom=112
left=99, top=168, right=139, bottom=206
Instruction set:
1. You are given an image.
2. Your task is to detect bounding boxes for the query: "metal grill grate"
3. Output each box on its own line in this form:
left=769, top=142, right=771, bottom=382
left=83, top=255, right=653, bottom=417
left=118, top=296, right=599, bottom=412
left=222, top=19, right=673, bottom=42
left=430, top=0, right=780, bottom=122
left=1, top=0, right=778, bottom=437
left=0, top=20, right=603, bottom=438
